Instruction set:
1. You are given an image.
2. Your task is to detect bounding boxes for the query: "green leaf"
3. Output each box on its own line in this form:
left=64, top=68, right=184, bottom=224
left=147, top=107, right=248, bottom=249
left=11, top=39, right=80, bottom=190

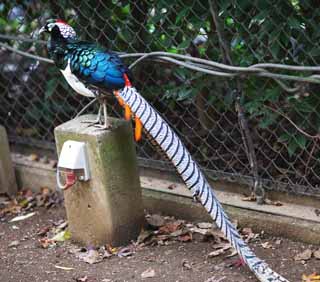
left=264, top=87, right=280, bottom=102
left=175, top=8, right=189, bottom=25
left=177, top=39, right=191, bottom=50
left=295, top=134, right=307, bottom=149
left=45, top=79, right=58, bottom=99
left=288, top=140, right=298, bottom=157
left=249, top=10, right=268, bottom=28
left=174, top=68, right=189, bottom=80
left=177, top=88, right=193, bottom=101
left=51, top=230, right=71, bottom=242
left=288, top=17, right=301, bottom=29
left=225, top=17, right=234, bottom=26
left=278, top=133, right=290, bottom=143
left=309, top=47, right=320, bottom=57
left=270, top=43, right=280, bottom=59
left=121, top=4, right=130, bottom=14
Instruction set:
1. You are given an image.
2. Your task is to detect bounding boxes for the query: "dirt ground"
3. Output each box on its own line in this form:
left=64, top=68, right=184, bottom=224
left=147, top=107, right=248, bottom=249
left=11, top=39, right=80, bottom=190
left=0, top=205, right=319, bottom=282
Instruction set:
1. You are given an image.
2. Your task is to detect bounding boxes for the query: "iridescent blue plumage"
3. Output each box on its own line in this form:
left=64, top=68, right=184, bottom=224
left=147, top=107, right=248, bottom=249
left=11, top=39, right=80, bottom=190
left=63, top=42, right=130, bottom=91
left=41, top=19, right=132, bottom=129
left=43, top=22, right=130, bottom=92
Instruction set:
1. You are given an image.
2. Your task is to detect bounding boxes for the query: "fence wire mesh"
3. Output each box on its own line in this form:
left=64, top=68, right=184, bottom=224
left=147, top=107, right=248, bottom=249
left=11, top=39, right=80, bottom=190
left=0, top=1, right=319, bottom=198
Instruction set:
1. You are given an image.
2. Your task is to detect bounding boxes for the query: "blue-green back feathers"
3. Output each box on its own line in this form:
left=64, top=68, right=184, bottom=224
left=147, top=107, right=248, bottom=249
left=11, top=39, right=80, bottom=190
left=64, top=42, right=129, bottom=90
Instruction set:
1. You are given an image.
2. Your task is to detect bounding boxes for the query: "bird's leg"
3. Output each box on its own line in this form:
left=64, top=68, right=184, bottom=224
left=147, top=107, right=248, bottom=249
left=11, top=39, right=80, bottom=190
left=93, top=97, right=111, bottom=130
left=81, top=104, right=103, bottom=126
left=80, top=90, right=105, bottom=127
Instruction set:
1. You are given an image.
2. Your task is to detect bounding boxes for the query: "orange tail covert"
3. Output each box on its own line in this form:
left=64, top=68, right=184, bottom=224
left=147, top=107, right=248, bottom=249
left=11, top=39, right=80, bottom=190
left=135, top=117, right=142, bottom=142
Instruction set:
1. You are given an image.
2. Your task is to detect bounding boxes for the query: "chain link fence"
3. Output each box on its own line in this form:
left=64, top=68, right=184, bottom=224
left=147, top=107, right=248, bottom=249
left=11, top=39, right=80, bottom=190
left=0, top=1, right=319, bottom=198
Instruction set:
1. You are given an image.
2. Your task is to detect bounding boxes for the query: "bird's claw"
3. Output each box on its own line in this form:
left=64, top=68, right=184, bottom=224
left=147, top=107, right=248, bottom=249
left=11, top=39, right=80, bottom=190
left=81, top=119, right=103, bottom=128
left=93, top=123, right=112, bottom=131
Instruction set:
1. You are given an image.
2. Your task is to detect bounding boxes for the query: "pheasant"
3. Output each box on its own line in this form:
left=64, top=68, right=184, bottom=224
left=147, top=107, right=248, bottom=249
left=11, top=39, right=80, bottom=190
left=40, top=19, right=289, bottom=282
left=39, top=19, right=142, bottom=140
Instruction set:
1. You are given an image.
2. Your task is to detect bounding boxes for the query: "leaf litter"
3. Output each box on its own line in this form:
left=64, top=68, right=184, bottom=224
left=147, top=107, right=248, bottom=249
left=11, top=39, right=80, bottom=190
left=0, top=188, right=62, bottom=221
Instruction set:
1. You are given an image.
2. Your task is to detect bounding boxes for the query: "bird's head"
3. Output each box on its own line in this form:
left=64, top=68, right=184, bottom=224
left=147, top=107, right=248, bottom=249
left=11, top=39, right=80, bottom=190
left=39, top=19, right=77, bottom=40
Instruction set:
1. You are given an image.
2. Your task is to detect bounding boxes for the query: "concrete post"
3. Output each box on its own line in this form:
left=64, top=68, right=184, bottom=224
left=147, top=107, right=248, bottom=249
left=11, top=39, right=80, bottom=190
left=54, top=115, right=144, bottom=247
left=0, top=125, right=18, bottom=195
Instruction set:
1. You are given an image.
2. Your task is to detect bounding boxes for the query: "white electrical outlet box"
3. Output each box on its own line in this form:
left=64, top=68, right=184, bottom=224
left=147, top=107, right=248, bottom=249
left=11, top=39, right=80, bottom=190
left=57, top=140, right=90, bottom=181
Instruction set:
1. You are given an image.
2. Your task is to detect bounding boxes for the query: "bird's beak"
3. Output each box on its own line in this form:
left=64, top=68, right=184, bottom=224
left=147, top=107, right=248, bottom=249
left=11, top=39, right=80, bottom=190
left=39, top=26, right=46, bottom=34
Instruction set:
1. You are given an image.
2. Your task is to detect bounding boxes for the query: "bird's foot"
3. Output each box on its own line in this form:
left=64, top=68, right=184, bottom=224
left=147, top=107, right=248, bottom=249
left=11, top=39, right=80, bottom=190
left=92, top=123, right=112, bottom=131
left=81, top=118, right=103, bottom=128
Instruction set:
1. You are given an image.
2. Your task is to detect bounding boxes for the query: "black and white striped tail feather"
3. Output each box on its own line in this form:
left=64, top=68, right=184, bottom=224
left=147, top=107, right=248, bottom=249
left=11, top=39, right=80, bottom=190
left=119, top=86, right=289, bottom=282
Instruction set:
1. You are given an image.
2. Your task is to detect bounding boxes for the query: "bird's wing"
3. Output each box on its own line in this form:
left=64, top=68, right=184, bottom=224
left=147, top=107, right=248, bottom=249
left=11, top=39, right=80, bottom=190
left=66, top=42, right=128, bottom=91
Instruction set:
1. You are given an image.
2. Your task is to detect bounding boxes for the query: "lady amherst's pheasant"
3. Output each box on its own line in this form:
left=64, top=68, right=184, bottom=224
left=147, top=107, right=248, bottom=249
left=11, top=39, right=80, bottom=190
left=40, top=19, right=289, bottom=282
left=39, top=19, right=142, bottom=139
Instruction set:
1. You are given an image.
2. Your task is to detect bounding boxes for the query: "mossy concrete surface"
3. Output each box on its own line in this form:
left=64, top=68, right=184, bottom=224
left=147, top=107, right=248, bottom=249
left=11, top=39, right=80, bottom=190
left=0, top=125, right=17, bottom=195
left=54, top=115, right=144, bottom=247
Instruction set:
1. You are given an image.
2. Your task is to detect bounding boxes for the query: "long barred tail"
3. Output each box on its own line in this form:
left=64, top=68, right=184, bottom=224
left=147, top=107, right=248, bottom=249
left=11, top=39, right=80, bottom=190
left=118, top=86, right=289, bottom=282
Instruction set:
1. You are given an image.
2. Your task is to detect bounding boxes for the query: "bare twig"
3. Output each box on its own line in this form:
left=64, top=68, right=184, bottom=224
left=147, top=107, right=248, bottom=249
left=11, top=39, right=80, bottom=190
left=304, top=141, right=318, bottom=176
left=2, top=39, right=320, bottom=85
left=265, top=105, right=320, bottom=140
left=0, top=34, right=47, bottom=44
left=251, top=62, right=320, bottom=72
left=209, top=0, right=264, bottom=203
left=0, top=42, right=54, bottom=63
left=209, top=0, right=232, bottom=65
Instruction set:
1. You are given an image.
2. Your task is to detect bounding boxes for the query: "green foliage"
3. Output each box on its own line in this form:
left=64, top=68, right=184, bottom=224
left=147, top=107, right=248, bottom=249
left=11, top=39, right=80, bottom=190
left=1, top=0, right=319, bottom=156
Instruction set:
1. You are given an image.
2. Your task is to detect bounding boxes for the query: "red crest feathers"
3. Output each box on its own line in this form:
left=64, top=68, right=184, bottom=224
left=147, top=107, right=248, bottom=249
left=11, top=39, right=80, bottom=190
left=56, top=19, right=67, bottom=24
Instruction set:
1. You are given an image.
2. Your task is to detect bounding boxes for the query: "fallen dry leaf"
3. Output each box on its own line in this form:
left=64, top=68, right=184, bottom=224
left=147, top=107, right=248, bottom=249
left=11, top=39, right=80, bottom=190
left=178, top=233, right=192, bottom=242
left=78, top=249, right=102, bottom=264
left=39, top=238, right=55, bottom=249
left=264, top=198, right=283, bottom=206
left=242, top=227, right=253, bottom=235
left=302, top=273, right=320, bottom=282
left=197, top=222, right=213, bottom=229
left=241, top=227, right=259, bottom=243
left=275, top=239, right=282, bottom=245
left=8, top=240, right=20, bottom=248
left=167, top=184, right=177, bottom=190
left=204, top=276, right=226, bottom=282
left=208, top=248, right=227, bottom=258
left=159, top=221, right=182, bottom=234
left=75, top=276, right=88, bottom=282
left=261, top=241, right=272, bottom=249
left=137, top=229, right=153, bottom=245
left=294, top=249, right=312, bottom=261
left=54, top=265, right=74, bottom=271
left=28, top=153, right=39, bottom=161
left=170, top=229, right=187, bottom=237
left=117, top=247, right=133, bottom=257
left=226, top=249, right=238, bottom=258
left=182, top=259, right=192, bottom=270
left=208, top=244, right=231, bottom=258
left=241, top=195, right=256, bottom=202
left=141, top=268, right=156, bottom=279
left=314, top=249, right=320, bottom=259
left=10, top=212, right=36, bottom=222
left=36, top=226, right=51, bottom=237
